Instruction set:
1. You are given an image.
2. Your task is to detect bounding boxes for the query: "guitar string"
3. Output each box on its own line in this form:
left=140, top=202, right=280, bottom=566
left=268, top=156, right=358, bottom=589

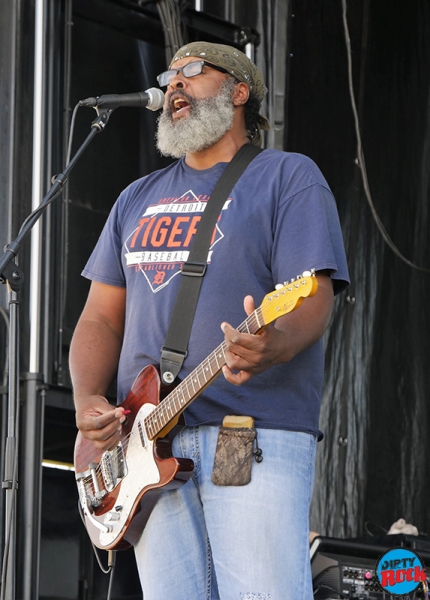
left=81, top=425, right=137, bottom=490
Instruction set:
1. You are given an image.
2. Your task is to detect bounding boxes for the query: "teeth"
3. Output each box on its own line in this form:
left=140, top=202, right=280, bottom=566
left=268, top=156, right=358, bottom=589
left=173, top=97, right=188, bottom=111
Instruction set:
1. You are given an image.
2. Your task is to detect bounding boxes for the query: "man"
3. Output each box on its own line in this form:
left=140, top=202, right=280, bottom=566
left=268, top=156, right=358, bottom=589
left=70, top=42, right=349, bottom=599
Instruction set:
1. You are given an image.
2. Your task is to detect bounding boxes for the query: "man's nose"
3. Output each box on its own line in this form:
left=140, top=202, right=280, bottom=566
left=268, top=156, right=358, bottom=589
left=168, top=70, right=186, bottom=90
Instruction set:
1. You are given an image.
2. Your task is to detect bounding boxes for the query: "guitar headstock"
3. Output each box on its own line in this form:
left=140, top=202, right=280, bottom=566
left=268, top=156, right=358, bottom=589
left=260, top=270, right=318, bottom=326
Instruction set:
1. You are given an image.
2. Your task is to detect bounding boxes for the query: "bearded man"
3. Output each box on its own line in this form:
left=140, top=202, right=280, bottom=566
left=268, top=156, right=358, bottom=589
left=70, top=42, right=349, bottom=599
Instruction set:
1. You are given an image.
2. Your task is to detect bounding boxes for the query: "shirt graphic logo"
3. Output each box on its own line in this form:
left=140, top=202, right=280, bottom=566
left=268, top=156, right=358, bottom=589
left=124, top=190, right=231, bottom=292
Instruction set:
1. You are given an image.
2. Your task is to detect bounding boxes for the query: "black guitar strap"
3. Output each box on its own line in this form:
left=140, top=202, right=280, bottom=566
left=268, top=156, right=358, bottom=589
left=160, top=143, right=263, bottom=384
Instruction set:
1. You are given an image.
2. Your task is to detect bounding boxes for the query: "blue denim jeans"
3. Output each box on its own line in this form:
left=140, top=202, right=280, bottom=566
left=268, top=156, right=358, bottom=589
left=134, top=426, right=316, bottom=600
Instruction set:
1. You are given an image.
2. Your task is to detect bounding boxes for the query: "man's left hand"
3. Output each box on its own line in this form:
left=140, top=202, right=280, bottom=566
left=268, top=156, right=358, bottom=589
left=221, top=295, right=289, bottom=385
left=221, top=273, right=334, bottom=386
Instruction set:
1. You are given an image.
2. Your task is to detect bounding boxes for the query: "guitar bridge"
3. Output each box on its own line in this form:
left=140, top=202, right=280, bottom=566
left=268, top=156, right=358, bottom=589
left=75, top=461, right=107, bottom=509
left=100, top=442, right=127, bottom=492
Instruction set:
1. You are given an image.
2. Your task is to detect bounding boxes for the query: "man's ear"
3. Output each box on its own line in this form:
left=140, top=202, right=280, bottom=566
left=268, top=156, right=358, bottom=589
left=232, top=82, right=250, bottom=106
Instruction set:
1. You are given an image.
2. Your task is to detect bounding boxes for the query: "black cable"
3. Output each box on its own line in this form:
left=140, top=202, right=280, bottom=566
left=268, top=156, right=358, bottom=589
left=106, top=551, right=116, bottom=600
left=16, top=100, right=81, bottom=237
left=77, top=503, right=116, bottom=577
left=341, top=0, right=430, bottom=273
left=313, top=564, right=344, bottom=598
left=0, top=308, right=10, bottom=595
left=313, top=583, right=349, bottom=599
left=66, top=102, right=81, bottom=166
left=156, top=0, right=186, bottom=65
left=364, top=520, right=388, bottom=537
left=0, top=307, right=9, bottom=391
left=17, top=185, right=67, bottom=235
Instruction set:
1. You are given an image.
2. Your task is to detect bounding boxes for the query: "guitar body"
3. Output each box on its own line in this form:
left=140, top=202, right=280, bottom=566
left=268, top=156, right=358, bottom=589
left=74, top=364, right=194, bottom=550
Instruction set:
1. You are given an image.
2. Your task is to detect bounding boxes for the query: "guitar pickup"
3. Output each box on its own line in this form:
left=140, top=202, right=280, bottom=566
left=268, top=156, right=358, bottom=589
left=100, top=442, right=128, bottom=492
left=138, top=420, right=146, bottom=448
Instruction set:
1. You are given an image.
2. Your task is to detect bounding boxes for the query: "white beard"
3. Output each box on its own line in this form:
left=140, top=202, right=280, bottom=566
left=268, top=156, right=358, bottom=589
left=156, top=79, right=236, bottom=159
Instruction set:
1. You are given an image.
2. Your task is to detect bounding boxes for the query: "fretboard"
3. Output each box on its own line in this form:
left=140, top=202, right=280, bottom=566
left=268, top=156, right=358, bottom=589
left=144, top=306, right=264, bottom=439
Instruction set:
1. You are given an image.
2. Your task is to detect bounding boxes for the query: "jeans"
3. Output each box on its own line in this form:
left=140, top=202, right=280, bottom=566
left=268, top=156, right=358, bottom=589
left=134, top=426, right=317, bottom=600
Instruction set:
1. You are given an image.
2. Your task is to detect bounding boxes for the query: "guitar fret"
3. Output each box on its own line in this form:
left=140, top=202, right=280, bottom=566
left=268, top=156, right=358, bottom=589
left=162, top=405, right=170, bottom=427
left=144, top=416, right=152, bottom=437
left=216, top=346, right=224, bottom=368
left=198, top=364, right=207, bottom=385
left=185, top=378, right=193, bottom=401
left=165, top=404, right=172, bottom=425
left=157, top=410, right=164, bottom=431
left=156, top=409, right=163, bottom=429
left=172, top=393, right=180, bottom=413
left=166, top=401, right=173, bottom=419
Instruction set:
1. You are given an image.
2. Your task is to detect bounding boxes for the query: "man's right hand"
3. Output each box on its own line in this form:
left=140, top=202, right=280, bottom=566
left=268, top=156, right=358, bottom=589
left=75, top=395, right=128, bottom=451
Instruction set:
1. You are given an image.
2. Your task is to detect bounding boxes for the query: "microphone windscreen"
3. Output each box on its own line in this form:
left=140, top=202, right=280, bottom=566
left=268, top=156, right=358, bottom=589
left=145, top=88, right=165, bottom=111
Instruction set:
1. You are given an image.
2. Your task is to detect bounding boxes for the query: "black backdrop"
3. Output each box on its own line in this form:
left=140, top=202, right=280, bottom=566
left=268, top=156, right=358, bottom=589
left=1, top=0, right=430, bottom=598
left=285, top=0, right=430, bottom=538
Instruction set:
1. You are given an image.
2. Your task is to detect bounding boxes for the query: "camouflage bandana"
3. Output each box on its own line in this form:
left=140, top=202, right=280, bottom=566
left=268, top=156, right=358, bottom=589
left=170, top=41, right=270, bottom=146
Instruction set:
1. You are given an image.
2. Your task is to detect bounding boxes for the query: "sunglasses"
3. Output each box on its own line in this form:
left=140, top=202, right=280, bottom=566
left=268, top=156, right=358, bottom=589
left=157, top=60, right=231, bottom=88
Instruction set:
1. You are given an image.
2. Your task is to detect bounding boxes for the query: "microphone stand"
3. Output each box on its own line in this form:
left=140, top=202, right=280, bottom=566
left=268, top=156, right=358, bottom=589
left=0, top=107, right=114, bottom=600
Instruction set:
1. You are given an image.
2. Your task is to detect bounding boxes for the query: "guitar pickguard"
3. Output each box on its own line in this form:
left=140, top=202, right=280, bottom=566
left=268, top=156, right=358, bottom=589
left=77, top=402, right=160, bottom=548
left=100, top=401, right=160, bottom=547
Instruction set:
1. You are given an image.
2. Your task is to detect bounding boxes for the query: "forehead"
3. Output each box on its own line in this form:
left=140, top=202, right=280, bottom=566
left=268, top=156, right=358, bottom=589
left=169, top=56, right=205, bottom=69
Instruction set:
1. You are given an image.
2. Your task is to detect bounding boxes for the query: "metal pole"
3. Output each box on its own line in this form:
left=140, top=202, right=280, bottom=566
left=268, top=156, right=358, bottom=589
left=17, top=373, right=45, bottom=600
left=17, top=1, right=46, bottom=597
left=29, top=0, right=46, bottom=376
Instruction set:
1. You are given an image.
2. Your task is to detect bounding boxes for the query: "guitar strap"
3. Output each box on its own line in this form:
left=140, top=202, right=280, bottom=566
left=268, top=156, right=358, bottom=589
left=160, top=143, right=263, bottom=385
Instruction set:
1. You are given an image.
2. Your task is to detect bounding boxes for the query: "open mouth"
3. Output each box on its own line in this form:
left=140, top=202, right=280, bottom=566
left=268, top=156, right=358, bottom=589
left=170, top=94, right=192, bottom=116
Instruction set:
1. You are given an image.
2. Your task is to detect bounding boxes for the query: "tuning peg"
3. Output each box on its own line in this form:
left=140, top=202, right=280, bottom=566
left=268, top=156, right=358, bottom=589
left=275, top=284, right=284, bottom=290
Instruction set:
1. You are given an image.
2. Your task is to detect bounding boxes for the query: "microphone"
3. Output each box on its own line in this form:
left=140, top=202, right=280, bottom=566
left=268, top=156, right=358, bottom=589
left=79, top=87, right=165, bottom=111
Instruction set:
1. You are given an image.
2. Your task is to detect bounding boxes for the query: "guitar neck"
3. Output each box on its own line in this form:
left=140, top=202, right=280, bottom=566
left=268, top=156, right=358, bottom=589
left=144, top=306, right=265, bottom=439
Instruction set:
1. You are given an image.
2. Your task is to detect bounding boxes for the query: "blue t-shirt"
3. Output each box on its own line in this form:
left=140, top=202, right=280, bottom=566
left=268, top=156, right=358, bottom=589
left=83, top=149, right=349, bottom=438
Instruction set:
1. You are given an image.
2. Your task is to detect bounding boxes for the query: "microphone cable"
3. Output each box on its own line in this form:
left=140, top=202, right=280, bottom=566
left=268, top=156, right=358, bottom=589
left=66, top=102, right=81, bottom=166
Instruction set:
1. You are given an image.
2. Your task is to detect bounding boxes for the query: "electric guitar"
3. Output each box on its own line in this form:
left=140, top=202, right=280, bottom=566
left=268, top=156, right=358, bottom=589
left=74, top=270, right=318, bottom=550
